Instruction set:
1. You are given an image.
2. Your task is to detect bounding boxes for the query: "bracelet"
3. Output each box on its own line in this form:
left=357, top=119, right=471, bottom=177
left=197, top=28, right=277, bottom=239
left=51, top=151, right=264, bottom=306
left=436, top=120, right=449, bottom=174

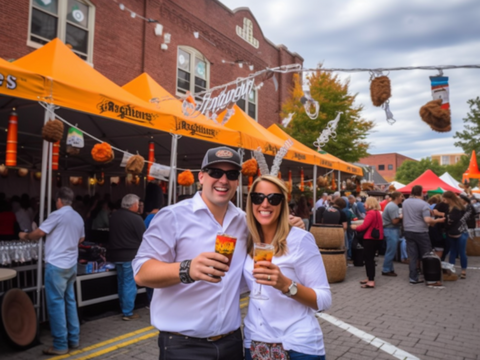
left=179, top=260, right=195, bottom=284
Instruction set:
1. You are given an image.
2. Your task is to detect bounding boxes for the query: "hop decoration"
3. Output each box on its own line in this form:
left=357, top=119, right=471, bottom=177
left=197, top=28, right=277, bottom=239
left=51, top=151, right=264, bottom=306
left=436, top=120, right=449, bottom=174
left=330, top=176, right=337, bottom=191
left=388, top=184, right=396, bottom=192
left=419, top=99, right=451, bottom=132
left=317, top=176, right=328, bottom=188
left=66, top=145, right=81, bottom=156
left=178, top=170, right=195, bottom=187
left=361, top=181, right=374, bottom=191
left=125, top=155, right=145, bottom=175
left=346, top=178, right=356, bottom=190
left=42, top=119, right=64, bottom=143
left=370, top=76, right=391, bottom=107
left=242, top=158, right=258, bottom=177
left=91, top=142, right=114, bottom=163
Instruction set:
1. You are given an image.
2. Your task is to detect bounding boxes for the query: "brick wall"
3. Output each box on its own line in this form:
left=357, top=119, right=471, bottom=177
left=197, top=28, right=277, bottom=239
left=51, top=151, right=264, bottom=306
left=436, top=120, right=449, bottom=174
left=359, top=153, right=417, bottom=182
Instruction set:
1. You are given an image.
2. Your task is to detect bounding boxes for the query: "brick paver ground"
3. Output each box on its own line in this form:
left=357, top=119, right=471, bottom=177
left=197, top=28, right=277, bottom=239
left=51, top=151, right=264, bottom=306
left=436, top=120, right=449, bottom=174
left=1, top=255, right=479, bottom=360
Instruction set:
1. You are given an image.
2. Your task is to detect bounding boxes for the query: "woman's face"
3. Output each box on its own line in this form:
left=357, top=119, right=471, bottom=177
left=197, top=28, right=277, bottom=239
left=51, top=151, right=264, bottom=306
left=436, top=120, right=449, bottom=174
left=251, top=181, right=283, bottom=230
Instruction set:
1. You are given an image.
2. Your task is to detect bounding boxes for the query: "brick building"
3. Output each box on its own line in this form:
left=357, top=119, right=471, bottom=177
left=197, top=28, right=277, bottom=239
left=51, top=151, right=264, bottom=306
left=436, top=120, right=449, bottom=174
left=431, top=153, right=466, bottom=166
left=0, top=0, right=303, bottom=127
left=358, top=153, right=417, bottom=182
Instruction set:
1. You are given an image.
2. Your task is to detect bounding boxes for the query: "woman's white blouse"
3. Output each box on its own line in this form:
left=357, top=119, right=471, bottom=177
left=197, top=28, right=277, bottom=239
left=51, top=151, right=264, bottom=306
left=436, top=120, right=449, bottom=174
left=243, top=227, right=332, bottom=355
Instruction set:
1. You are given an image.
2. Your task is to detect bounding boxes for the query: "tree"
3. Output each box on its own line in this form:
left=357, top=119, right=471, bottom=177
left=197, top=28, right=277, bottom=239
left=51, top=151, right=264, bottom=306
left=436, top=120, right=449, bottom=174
left=395, top=158, right=445, bottom=184
left=281, top=70, right=374, bottom=163
left=454, top=96, right=480, bottom=155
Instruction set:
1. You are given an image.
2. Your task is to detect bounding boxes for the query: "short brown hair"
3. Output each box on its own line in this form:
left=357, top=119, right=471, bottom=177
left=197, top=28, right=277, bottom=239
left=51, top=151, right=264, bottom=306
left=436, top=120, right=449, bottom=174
left=411, top=185, right=423, bottom=197
left=334, top=198, right=346, bottom=209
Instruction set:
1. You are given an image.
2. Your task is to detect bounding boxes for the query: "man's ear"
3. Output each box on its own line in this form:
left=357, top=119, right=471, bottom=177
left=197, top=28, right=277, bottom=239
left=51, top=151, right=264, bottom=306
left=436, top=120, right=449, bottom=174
left=198, top=171, right=204, bottom=185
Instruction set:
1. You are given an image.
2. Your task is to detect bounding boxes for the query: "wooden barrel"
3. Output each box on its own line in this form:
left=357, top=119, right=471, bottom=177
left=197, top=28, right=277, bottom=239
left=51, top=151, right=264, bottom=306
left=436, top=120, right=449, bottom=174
left=466, top=236, right=480, bottom=256
left=320, top=248, right=347, bottom=283
left=310, top=224, right=344, bottom=249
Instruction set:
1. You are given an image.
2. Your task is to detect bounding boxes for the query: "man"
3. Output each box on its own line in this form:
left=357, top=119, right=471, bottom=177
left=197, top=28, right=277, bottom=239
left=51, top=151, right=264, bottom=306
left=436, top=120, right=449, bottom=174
left=109, top=194, right=146, bottom=321
left=402, top=185, right=444, bottom=285
left=354, top=196, right=366, bottom=219
left=315, top=193, right=328, bottom=210
left=19, top=187, right=84, bottom=355
left=380, top=194, right=391, bottom=211
left=133, top=146, right=304, bottom=360
left=381, top=191, right=404, bottom=277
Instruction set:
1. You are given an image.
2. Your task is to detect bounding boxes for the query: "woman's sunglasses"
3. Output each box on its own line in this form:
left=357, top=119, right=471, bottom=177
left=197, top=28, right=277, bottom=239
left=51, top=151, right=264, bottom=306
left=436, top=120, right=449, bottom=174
left=202, top=167, right=240, bottom=181
left=250, top=192, right=285, bottom=206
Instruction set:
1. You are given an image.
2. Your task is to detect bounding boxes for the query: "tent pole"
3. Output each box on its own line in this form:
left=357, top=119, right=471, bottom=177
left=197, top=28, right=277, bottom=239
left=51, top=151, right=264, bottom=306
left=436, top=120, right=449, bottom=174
left=338, top=170, right=341, bottom=190
left=168, top=134, right=180, bottom=205
left=47, top=142, right=53, bottom=216
left=237, top=148, right=244, bottom=209
left=36, top=104, right=54, bottom=320
left=312, top=165, right=317, bottom=224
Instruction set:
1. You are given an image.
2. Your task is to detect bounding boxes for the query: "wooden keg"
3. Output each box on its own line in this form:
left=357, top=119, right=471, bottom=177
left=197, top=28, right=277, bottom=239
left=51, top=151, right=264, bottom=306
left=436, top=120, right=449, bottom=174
left=466, top=236, right=480, bottom=256
left=310, top=224, right=344, bottom=249
left=319, top=248, right=347, bottom=283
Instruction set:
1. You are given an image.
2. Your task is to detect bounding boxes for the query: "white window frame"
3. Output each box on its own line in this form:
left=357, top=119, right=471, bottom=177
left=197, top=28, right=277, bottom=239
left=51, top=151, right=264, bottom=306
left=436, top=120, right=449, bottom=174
left=441, top=155, right=450, bottom=165
left=175, top=46, right=210, bottom=98
left=27, top=0, right=96, bottom=64
left=237, top=88, right=258, bottom=121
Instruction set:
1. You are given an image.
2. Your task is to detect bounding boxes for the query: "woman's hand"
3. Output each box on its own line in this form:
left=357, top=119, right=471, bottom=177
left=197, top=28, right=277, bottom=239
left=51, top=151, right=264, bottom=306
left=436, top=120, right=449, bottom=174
left=253, top=261, right=291, bottom=293
left=351, top=224, right=357, bottom=230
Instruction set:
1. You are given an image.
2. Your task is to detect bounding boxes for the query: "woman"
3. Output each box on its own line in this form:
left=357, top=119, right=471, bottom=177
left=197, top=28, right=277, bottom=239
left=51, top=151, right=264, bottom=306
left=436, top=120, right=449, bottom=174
left=441, top=191, right=468, bottom=279
left=351, top=197, right=384, bottom=289
left=244, top=175, right=331, bottom=360
left=294, top=195, right=311, bottom=230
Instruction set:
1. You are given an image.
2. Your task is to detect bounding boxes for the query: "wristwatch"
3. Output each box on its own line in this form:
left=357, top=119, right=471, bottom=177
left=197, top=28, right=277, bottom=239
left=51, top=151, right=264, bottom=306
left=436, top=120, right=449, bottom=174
left=284, top=280, right=298, bottom=297
left=179, top=260, right=195, bottom=284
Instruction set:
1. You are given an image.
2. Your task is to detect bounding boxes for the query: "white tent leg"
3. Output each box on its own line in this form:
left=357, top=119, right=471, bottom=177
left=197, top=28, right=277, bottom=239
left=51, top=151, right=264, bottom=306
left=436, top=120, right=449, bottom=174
left=47, top=142, right=53, bottom=216
left=168, top=134, right=180, bottom=205
left=237, top=148, right=244, bottom=209
left=312, top=165, right=317, bottom=223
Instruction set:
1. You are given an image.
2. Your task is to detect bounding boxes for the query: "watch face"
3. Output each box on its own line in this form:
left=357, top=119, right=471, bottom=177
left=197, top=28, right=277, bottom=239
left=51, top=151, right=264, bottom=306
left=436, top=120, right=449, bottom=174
left=290, top=283, right=298, bottom=296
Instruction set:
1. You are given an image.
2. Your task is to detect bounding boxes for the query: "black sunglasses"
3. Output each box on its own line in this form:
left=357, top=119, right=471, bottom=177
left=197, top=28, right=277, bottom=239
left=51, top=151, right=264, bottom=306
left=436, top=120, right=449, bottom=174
left=250, top=192, right=285, bottom=206
left=203, top=167, right=240, bottom=181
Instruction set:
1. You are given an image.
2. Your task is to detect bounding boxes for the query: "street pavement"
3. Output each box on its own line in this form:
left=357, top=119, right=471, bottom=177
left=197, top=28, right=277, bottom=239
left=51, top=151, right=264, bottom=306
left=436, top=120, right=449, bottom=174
left=1, top=255, right=479, bottom=360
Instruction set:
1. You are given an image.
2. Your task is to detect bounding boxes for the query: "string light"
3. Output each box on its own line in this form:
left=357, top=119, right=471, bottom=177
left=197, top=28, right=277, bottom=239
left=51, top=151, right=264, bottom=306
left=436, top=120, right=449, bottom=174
left=114, top=0, right=159, bottom=23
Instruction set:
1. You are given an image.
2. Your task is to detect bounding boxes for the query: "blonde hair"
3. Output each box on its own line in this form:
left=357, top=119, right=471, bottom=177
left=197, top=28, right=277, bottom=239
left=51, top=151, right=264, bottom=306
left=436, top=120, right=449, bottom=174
left=246, top=175, right=290, bottom=257
left=364, top=196, right=381, bottom=211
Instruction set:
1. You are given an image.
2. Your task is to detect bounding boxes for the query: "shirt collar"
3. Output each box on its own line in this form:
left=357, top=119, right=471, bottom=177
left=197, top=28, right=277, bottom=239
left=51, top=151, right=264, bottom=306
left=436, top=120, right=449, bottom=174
left=192, top=192, right=242, bottom=223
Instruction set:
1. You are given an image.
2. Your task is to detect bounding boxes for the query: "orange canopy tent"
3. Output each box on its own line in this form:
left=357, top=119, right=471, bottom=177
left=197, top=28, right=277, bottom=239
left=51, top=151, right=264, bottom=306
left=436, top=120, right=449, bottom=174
left=462, top=150, right=480, bottom=182
left=267, top=124, right=363, bottom=176
left=0, top=58, right=46, bottom=101
left=397, top=169, right=461, bottom=194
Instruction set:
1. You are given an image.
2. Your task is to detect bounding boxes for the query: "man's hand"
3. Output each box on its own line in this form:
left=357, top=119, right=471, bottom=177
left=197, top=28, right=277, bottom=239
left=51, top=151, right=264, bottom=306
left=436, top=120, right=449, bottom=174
left=18, top=232, right=28, bottom=240
left=189, top=252, right=230, bottom=283
left=289, top=215, right=305, bottom=229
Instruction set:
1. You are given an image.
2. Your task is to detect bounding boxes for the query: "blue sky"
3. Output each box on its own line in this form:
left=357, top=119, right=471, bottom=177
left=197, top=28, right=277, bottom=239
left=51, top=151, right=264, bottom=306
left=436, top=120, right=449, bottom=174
left=220, top=0, right=480, bottom=160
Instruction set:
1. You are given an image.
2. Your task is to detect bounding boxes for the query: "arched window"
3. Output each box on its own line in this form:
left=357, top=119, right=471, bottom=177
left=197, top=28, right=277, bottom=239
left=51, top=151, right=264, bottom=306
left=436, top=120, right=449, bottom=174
left=28, top=0, right=96, bottom=62
left=176, top=46, right=209, bottom=99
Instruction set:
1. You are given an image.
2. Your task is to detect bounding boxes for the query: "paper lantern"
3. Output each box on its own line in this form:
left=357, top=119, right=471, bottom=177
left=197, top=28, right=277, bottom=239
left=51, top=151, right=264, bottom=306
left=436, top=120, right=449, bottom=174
left=91, top=142, right=114, bottom=163
left=42, top=119, right=64, bottom=143
left=178, top=170, right=194, bottom=187
left=147, top=141, right=155, bottom=181
left=125, top=155, right=145, bottom=175
left=6, top=111, right=17, bottom=166
left=17, top=168, right=29, bottom=177
left=52, top=141, right=60, bottom=170
left=242, top=158, right=258, bottom=177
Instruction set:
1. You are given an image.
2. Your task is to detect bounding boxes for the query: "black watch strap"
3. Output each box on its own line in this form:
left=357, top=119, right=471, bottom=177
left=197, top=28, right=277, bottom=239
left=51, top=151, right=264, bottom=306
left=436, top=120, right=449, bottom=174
left=179, top=260, right=195, bottom=284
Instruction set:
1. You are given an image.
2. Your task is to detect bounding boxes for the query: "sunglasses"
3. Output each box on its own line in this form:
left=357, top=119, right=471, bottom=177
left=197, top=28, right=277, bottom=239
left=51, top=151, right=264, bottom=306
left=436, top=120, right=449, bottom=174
left=250, top=192, right=285, bottom=206
left=203, top=167, right=240, bottom=181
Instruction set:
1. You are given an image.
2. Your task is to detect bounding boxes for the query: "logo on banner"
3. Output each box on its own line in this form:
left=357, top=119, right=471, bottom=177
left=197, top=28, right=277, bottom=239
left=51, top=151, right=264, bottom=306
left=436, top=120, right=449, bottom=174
left=174, top=119, right=218, bottom=139
left=293, top=152, right=306, bottom=161
left=263, top=143, right=279, bottom=155
left=0, top=73, right=17, bottom=90
left=96, top=97, right=158, bottom=123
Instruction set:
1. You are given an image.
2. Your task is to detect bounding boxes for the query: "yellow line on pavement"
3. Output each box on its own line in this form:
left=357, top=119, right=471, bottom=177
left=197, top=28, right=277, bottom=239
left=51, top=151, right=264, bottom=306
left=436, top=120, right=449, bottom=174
left=47, top=326, right=155, bottom=360
left=240, top=298, right=249, bottom=309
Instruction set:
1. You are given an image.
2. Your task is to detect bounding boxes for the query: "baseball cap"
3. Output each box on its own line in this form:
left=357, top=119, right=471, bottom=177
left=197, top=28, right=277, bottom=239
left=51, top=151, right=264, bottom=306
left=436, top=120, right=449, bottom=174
left=201, top=146, right=242, bottom=170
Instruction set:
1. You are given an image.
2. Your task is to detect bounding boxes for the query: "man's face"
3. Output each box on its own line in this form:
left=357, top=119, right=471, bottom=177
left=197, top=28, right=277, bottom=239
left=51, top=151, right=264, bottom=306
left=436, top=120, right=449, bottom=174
left=348, top=197, right=355, bottom=205
left=198, top=163, right=239, bottom=210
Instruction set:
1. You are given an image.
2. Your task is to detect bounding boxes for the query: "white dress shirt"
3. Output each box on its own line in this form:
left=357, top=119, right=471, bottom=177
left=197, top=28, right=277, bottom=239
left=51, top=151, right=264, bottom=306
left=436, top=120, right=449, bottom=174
left=243, top=227, right=331, bottom=355
left=39, top=206, right=85, bottom=269
left=132, top=192, right=248, bottom=337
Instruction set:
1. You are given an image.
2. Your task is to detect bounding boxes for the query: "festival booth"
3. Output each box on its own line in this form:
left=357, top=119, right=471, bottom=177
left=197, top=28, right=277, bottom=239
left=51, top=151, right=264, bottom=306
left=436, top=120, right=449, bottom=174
left=396, top=170, right=462, bottom=194
left=461, top=151, right=480, bottom=255
left=439, top=172, right=463, bottom=192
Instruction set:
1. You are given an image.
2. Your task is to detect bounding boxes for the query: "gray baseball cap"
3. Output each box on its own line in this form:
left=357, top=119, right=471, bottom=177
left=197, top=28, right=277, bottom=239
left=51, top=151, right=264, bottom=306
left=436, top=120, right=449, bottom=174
left=201, top=146, right=242, bottom=170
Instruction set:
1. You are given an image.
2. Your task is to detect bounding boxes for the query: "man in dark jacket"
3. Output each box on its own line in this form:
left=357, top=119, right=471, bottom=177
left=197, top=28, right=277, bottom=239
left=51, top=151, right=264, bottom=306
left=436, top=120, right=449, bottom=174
left=109, top=194, right=146, bottom=320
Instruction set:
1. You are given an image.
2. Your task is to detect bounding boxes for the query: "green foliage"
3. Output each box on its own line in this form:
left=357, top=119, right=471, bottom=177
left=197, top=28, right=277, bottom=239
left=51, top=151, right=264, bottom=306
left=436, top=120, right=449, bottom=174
left=281, top=70, right=374, bottom=163
left=454, top=97, right=480, bottom=155
left=395, top=158, right=445, bottom=184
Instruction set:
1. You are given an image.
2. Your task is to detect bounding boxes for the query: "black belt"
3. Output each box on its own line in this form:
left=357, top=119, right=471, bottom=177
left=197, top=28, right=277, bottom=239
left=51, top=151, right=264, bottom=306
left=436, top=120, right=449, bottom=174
left=162, top=329, right=237, bottom=342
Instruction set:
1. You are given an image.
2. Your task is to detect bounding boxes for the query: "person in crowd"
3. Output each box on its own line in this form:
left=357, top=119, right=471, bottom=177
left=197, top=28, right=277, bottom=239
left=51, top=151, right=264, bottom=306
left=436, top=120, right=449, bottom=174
left=109, top=194, right=146, bottom=321
left=459, top=194, right=476, bottom=230
left=12, top=194, right=33, bottom=232
left=402, top=185, right=444, bottom=285
left=429, top=195, right=450, bottom=259
left=381, top=191, right=404, bottom=277
left=380, top=194, right=391, bottom=212
left=19, top=187, right=84, bottom=355
left=355, top=196, right=366, bottom=219
left=73, top=195, right=88, bottom=220
left=351, top=197, right=384, bottom=289
left=91, top=200, right=111, bottom=230
left=427, top=195, right=440, bottom=210
left=138, top=199, right=146, bottom=219
left=399, top=237, right=409, bottom=263
left=437, top=192, right=469, bottom=279
left=348, top=195, right=358, bottom=218
left=315, top=193, right=328, bottom=210
left=316, top=197, right=348, bottom=230
left=0, top=199, right=20, bottom=240
left=294, top=195, right=311, bottom=230
left=132, top=146, right=304, bottom=359
left=243, top=175, right=331, bottom=359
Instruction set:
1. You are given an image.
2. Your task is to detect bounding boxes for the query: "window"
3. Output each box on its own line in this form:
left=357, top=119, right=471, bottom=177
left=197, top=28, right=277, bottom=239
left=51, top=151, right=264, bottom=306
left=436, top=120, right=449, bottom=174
left=176, top=47, right=209, bottom=100
left=388, top=164, right=393, bottom=170
left=441, top=156, right=450, bottom=165
left=236, top=89, right=257, bottom=120
left=236, top=18, right=259, bottom=49
left=28, top=0, right=95, bottom=62
left=378, top=165, right=385, bottom=171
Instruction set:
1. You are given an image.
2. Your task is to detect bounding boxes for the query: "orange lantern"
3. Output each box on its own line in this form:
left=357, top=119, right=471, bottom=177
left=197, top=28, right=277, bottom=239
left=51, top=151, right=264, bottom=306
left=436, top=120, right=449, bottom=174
left=300, top=168, right=304, bottom=192
left=6, top=111, right=18, bottom=166
left=278, top=171, right=282, bottom=180
left=52, top=141, right=60, bottom=170
left=147, top=141, right=155, bottom=181
left=248, top=176, right=253, bottom=191
left=91, top=142, right=114, bottom=163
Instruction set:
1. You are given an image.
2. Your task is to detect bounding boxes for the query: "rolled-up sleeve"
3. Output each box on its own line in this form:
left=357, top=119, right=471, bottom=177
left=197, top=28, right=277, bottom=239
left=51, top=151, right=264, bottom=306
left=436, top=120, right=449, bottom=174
left=295, top=233, right=332, bottom=312
left=132, top=208, right=178, bottom=276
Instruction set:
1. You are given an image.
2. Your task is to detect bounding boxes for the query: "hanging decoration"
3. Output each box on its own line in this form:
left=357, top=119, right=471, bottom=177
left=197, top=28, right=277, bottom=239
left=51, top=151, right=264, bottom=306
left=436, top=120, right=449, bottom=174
left=110, top=176, right=120, bottom=187
left=299, top=168, right=304, bottom=192
left=277, top=171, right=282, bottom=180
left=52, top=141, right=60, bottom=170
left=66, top=126, right=84, bottom=148
left=313, top=112, right=342, bottom=150
left=66, top=145, right=80, bottom=156
left=300, top=84, right=320, bottom=120
left=420, top=73, right=451, bottom=132
left=42, top=119, right=64, bottom=143
left=178, top=170, right=195, bottom=187
left=0, top=164, right=8, bottom=177
left=331, top=175, right=337, bottom=191
left=17, top=168, right=29, bottom=177
left=70, top=176, right=83, bottom=186
left=369, top=72, right=395, bottom=125
left=241, top=158, right=258, bottom=177
left=126, top=174, right=140, bottom=185
left=91, top=142, right=115, bottom=163
left=147, top=141, right=155, bottom=181
left=181, top=92, right=197, bottom=117
left=216, top=104, right=235, bottom=126
left=34, top=171, right=41, bottom=180
left=125, top=154, right=145, bottom=175
left=97, top=173, right=105, bottom=186
left=317, top=176, right=328, bottom=188
left=281, top=113, right=295, bottom=127
left=5, top=111, right=18, bottom=166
